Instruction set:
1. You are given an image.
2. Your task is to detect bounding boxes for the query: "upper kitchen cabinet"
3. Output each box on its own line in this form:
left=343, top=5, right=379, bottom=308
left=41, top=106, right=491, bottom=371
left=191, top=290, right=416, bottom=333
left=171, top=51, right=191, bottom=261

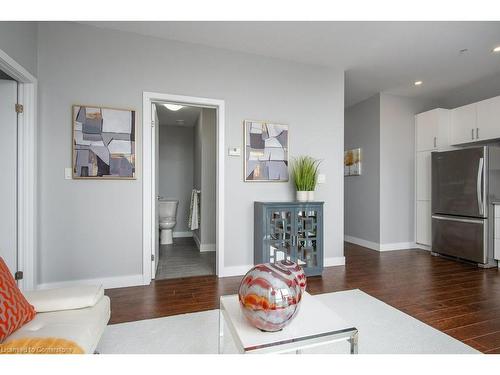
left=415, top=108, right=451, bottom=152
left=451, top=103, right=477, bottom=145
left=477, top=96, right=500, bottom=142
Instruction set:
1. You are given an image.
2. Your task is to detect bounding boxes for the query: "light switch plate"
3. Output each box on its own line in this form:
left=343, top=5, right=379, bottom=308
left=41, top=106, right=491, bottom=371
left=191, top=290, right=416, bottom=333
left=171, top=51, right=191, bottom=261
left=228, top=147, right=241, bottom=156
left=64, top=167, right=72, bottom=180
left=317, top=174, right=326, bottom=184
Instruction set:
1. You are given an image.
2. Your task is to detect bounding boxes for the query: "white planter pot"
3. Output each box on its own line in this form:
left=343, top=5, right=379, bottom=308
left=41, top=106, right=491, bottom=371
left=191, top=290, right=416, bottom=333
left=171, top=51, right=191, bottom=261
left=307, top=191, right=315, bottom=201
left=296, top=191, right=314, bottom=202
left=296, top=191, right=308, bottom=202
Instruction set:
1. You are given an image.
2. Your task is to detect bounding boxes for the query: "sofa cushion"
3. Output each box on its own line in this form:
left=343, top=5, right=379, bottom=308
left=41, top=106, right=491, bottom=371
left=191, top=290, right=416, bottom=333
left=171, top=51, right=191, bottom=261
left=7, top=295, right=110, bottom=354
left=0, top=257, right=36, bottom=342
left=24, top=285, right=105, bottom=313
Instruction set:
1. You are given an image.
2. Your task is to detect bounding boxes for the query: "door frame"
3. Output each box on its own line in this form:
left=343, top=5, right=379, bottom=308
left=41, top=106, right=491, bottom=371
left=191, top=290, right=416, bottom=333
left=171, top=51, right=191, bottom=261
left=0, top=48, right=37, bottom=290
left=142, top=92, right=225, bottom=284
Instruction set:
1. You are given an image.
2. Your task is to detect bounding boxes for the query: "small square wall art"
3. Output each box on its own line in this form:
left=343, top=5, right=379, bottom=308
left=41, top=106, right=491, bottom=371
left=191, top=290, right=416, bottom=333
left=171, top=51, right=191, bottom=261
left=344, top=148, right=362, bottom=176
left=244, top=120, right=289, bottom=182
left=72, top=105, right=136, bottom=179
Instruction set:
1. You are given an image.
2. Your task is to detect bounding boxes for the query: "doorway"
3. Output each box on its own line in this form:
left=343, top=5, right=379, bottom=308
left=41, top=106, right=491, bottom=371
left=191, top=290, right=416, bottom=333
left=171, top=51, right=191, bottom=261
left=0, top=73, right=18, bottom=277
left=142, top=92, right=225, bottom=284
left=0, top=49, right=37, bottom=290
left=154, top=103, right=216, bottom=279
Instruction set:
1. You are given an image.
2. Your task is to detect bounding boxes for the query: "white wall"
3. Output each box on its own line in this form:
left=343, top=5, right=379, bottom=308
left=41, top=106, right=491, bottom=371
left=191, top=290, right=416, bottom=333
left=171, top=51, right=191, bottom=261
left=344, top=93, right=436, bottom=249
left=0, top=22, right=38, bottom=77
left=36, top=22, right=344, bottom=285
left=158, top=125, right=194, bottom=233
left=193, top=112, right=202, bottom=241
left=193, top=108, right=216, bottom=247
left=344, top=94, right=380, bottom=244
left=200, top=108, right=216, bottom=246
left=379, top=94, right=436, bottom=246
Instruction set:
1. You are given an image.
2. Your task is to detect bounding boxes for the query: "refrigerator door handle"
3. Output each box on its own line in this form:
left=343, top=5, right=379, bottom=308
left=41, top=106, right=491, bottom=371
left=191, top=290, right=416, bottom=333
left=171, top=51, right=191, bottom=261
left=477, top=157, right=484, bottom=216
left=431, top=215, right=485, bottom=224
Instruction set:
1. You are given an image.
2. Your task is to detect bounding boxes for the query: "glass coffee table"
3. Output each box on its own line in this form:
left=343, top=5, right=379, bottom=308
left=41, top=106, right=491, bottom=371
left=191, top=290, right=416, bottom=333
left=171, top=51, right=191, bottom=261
left=219, top=292, right=358, bottom=354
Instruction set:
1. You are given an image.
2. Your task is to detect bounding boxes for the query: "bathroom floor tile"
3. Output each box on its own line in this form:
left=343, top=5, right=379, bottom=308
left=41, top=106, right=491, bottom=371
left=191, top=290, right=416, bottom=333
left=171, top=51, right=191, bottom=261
left=155, top=237, right=216, bottom=280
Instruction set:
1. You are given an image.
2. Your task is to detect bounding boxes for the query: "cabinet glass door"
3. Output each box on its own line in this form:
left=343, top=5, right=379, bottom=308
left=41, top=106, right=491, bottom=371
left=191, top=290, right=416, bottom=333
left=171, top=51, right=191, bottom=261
left=267, top=209, right=294, bottom=263
left=295, top=208, right=320, bottom=269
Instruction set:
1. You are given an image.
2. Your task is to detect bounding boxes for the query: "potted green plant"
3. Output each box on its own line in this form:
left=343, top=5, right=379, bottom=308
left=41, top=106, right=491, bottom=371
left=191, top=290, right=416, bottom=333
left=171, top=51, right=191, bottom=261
left=291, top=156, right=321, bottom=202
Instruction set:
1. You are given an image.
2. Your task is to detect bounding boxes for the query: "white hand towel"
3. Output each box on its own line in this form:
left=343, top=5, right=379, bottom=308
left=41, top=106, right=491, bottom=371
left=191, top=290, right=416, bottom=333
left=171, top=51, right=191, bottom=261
left=189, top=189, right=200, bottom=230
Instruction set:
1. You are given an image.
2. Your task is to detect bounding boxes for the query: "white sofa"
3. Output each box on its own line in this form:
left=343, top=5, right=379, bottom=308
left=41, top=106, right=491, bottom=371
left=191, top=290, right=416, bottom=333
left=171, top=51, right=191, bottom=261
left=6, top=285, right=110, bottom=354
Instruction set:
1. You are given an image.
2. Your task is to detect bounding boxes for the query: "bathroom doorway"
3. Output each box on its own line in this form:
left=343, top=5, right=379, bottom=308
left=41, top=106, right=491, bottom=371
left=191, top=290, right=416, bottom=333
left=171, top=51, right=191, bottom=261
left=153, top=101, right=217, bottom=280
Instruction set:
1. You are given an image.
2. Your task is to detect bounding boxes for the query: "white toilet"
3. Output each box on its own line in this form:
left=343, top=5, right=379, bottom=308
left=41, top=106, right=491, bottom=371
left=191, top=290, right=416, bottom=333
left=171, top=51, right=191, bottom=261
left=159, top=199, right=179, bottom=245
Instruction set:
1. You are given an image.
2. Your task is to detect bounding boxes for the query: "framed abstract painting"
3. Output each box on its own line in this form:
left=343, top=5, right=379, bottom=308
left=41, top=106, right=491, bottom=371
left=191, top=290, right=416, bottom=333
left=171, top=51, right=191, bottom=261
left=72, top=105, right=136, bottom=179
left=344, top=148, right=362, bottom=176
left=244, top=120, right=288, bottom=182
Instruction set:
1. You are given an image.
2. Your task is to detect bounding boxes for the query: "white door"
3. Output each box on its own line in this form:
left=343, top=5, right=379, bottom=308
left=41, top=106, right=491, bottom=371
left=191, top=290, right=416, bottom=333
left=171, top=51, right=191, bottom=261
left=151, top=103, right=160, bottom=278
left=416, top=110, right=438, bottom=151
left=477, top=96, right=500, bottom=142
left=451, top=103, right=477, bottom=145
left=0, top=80, right=18, bottom=275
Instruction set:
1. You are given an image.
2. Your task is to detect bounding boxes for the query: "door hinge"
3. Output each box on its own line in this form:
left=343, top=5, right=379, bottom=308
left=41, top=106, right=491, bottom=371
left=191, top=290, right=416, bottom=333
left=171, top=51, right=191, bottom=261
left=151, top=121, right=155, bottom=128
left=15, top=271, right=23, bottom=280
left=15, top=104, right=24, bottom=114
left=151, top=254, right=155, bottom=261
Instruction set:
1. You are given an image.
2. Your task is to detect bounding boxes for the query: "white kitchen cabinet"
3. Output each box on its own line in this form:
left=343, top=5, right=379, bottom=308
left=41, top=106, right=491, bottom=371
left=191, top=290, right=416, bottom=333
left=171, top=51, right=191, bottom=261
left=477, top=96, right=500, bottom=142
left=416, top=151, right=432, bottom=201
left=415, top=109, right=450, bottom=152
left=451, top=103, right=477, bottom=145
left=416, top=200, right=431, bottom=246
left=415, top=109, right=450, bottom=248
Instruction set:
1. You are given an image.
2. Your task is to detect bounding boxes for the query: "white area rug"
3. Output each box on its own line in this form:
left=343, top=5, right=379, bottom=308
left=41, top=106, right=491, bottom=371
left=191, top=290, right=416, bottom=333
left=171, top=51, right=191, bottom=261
left=96, top=289, right=479, bottom=354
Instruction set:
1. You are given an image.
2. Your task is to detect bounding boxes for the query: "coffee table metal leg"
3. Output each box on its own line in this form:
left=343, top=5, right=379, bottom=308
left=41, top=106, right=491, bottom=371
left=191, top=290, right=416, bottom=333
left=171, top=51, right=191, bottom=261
left=349, top=331, right=359, bottom=354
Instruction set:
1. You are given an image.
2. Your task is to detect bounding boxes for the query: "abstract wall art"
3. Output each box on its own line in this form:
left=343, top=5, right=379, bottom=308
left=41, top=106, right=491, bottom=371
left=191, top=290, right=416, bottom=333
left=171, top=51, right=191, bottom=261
left=344, top=148, right=362, bottom=176
left=244, top=120, right=288, bottom=182
left=72, top=105, right=136, bottom=179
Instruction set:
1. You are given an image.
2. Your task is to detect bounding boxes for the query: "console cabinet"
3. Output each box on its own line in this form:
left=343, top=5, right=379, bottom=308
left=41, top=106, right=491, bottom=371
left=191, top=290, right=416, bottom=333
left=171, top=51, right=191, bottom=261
left=254, top=201, right=324, bottom=276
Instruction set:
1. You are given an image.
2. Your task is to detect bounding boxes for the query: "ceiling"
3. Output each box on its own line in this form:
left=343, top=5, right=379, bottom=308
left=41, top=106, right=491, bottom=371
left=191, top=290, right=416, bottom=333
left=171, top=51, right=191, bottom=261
left=155, top=103, right=201, bottom=127
left=83, top=21, right=500, bottom=107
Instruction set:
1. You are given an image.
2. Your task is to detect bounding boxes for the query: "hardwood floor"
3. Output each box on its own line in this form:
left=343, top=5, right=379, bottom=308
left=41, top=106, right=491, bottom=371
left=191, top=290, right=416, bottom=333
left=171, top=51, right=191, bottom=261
left=105, top=242, right=500, bottom=353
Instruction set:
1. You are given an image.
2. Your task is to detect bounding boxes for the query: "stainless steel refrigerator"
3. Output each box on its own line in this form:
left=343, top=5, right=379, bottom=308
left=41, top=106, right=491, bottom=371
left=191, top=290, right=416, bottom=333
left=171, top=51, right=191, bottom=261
left=431, top=146, right=500, bottom=267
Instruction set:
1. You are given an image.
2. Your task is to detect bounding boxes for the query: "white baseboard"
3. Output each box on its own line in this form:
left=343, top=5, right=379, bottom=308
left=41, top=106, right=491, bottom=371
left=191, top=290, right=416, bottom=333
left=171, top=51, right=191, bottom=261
left=173, top=231, right=193, bottom=238
left=200, top=244, right=216, bottom=252
left=37, top=274, right=146, bottom=290
left=345, top=235, right=417, bottom=252
left=344, top=235, right=381, bottom=251
left=192, top=231, right=215, bottom=252
left=379, top=242, right=417, bottom=251
left=415, top=243, right=431, bottom=251
left=324, top=256, right=346, bottom=267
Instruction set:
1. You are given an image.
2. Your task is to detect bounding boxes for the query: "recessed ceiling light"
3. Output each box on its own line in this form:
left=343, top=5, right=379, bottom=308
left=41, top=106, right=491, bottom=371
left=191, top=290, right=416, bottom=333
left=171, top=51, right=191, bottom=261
left=164, top=104, right=184, bottom=111
left=414, top=81, right=423, bottom=86
left=493, top=46, right=500, bottom=53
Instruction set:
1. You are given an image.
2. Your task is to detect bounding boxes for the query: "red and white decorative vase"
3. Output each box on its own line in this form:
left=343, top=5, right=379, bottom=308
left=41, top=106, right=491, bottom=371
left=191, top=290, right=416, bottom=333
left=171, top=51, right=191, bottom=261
left=238, top=261, right=305, bottom=332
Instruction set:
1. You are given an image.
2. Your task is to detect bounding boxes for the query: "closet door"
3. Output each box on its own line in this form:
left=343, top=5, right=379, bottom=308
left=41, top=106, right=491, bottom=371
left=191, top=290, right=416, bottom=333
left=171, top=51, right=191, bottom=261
left=0, top=79, right=18, bottom=275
